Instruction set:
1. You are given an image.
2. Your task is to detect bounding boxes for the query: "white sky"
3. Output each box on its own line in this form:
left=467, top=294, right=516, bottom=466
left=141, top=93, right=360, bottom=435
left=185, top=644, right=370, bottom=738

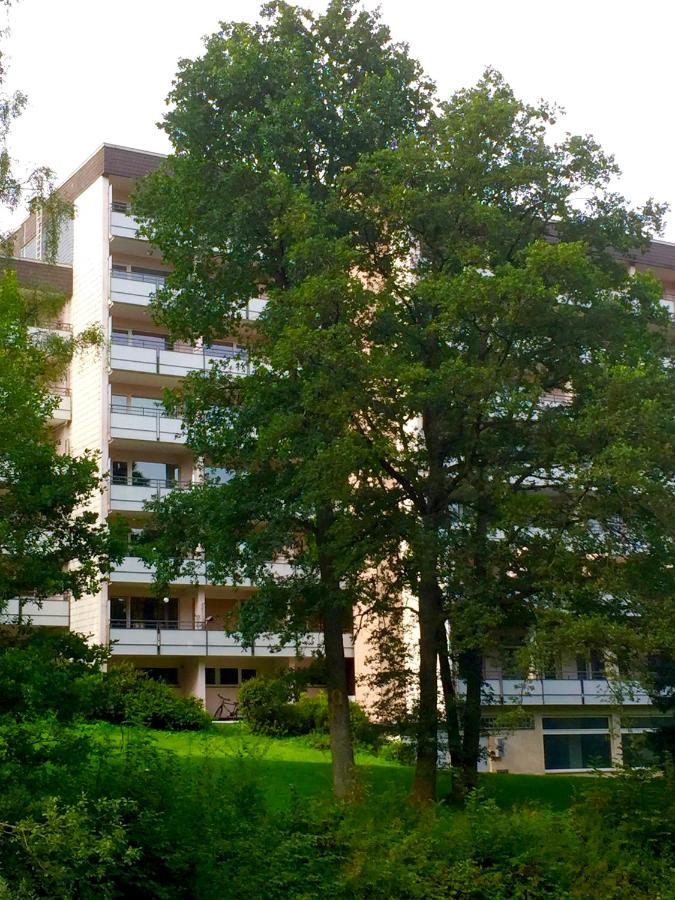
left=4, top=0, right=675, bottom=238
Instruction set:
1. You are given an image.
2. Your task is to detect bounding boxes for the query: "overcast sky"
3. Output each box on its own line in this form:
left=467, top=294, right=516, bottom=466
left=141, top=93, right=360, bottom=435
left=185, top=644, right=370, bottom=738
left=3, top=0, right=675, bottom=238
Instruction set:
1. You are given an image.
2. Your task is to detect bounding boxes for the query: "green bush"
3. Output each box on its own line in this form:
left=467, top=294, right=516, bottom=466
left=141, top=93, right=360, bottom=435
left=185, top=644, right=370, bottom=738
left=238, top=676, right=377, bottom=747
left=0, top=628, right=107, bottom=723
left=378, top=738, right=416, bottom=766
left=237, top=673, right=296, bottom=734
left=89, top=664, right=211, bottom=731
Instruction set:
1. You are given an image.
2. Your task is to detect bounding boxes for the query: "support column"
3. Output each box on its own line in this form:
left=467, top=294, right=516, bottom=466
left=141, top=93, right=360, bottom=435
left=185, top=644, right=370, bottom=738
left=181, top=657, right=207, bottom=707
left=195, top=587, right=206, bottom=627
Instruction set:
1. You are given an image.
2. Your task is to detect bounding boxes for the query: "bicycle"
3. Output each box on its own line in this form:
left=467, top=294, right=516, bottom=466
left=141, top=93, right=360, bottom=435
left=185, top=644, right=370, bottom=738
left=213, top=693, right=239, bottom=721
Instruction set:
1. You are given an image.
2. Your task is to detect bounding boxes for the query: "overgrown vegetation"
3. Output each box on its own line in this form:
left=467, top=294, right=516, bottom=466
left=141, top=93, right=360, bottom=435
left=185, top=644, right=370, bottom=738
left=0, top=628, right=211, bottom=732
left=239, top=674, right=378, bottom=749
left=0, top=718, right=673, bottom=899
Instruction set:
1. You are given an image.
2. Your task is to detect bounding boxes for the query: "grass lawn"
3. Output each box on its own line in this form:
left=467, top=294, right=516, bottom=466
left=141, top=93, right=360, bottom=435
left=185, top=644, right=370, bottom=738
left=86, top=722, right=590, bottom=811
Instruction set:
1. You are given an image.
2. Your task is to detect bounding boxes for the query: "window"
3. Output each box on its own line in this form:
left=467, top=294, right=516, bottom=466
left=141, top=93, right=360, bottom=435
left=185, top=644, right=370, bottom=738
left=140, top=667, right=179, bottom=685
left=204, top=341, right=247, bottom=361
left=620, top=714, right=672, bottom=767
left=112, top=460, right=180, bottom=487
left=111, top=329, right=167, bottom=350
left=111, top=394, right=164, bottom=413
left=542, top=716, right=611, bottom=771
left=110, top=597, right=179, bottom=629
left=576, top=649, right=606, bottom=680
left=205, top=667, right=256, bottom=686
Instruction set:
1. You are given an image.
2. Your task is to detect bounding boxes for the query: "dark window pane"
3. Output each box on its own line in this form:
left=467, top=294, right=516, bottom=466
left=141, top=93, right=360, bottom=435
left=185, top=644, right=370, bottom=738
left=622, top=734, right=659, bottom=768
left=205, top=668, right=216, bottom=686
left=141, top=667, right=179, bottom=686
left=240, top=669, right=256, bottom=682
left=543, top=717, right=609, bottom=731
left=544, top=733, right=611, bottom=770
left=110, top=597, right=127, bottom=627
left=219, top=668, right=239, bottom=686
left=112, top=461, right=128, bottom=484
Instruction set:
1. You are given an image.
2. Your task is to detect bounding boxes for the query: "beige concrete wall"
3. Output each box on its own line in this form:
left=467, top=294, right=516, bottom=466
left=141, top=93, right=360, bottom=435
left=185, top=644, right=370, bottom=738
left=68, top=176, right=110, bottom=641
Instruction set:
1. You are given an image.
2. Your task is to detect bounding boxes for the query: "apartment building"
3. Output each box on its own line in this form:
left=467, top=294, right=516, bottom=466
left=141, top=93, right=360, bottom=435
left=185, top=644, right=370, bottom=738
left=8, top=143, right=671, bottom=772
left=9, top=144, right=354, bottom=717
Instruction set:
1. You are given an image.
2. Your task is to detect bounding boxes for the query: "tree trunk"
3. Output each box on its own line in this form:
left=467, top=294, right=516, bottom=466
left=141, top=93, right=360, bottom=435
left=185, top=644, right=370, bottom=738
left=459, top=647, right=484, bottom=790
left=411, top=568, right=441, bottom=803
left=437, top=623, right=462, bottom=763
left=316, top=505, right=356, bottom=801
left=323, top=601, right=356, bottom=799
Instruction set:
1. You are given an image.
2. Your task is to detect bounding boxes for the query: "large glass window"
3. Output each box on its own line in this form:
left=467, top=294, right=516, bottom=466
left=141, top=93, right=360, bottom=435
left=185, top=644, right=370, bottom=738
left=112, top=460, right=180, bottom=486
left=542, top=716, right=612, bottom=770
left=544, top=733, right=611, bottom=770
left=111, top=597, right=179, bottom=629
left=140, top=667, right=179, bottom=685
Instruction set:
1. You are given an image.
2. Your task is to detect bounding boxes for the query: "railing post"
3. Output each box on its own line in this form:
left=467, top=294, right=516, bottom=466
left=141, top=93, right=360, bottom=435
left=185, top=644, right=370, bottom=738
left=156, top=625, right=161, bottom=656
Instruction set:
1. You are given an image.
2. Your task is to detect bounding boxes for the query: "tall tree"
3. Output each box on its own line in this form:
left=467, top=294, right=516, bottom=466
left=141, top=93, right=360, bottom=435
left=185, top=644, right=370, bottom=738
left=133, top=0, right=433, bottom=799
left=0, top=273, right=124, bottom=608
left=336, top=71, right=674, bottom=799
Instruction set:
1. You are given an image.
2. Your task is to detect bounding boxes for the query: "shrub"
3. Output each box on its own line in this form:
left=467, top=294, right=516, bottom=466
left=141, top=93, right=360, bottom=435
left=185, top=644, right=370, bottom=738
left=378, top=738, right=416, bottom=766
left=238, top=676, right=377, bottom=747
left=237, top=674, right=296, bottom=734
left=89, top=664, right=210, bottom=731
left=0, top=627, right=107, bottom=722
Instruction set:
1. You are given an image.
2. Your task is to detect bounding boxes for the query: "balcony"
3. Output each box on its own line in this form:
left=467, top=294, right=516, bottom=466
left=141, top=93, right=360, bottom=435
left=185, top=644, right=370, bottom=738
left=469, top=677, right=651, bottom=707
left=110, top=555, right=294, bottom=587
left=49, top=387, right=71, bottom=425
left=109, top=477, right=193, bottom=512
left=110, top=202, right=144, bottom=241
left=109, top=621, right=353, bottom=658
left=111, top=270, right=164, bottom=307
left=110, top=404, right=185, bottom=445
left=0, top=596, right=70, bottom=627
left=110, top=334, right=250, bottom=379
left=29, top=322, right=72, bottom=341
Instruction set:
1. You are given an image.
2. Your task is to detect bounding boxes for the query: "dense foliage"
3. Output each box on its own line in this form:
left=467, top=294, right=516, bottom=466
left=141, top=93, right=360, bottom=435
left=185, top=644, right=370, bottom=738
left=90, top=664, right=211, bottom=732
left=0, top=628, right=210, bottom=732
left=0, top=721, right=673, bottom=899
left=0, top=273, right=124, bottom=607
left=238, top=675, right=377, bottom=747
left=132, top=0, right=674, bottom=804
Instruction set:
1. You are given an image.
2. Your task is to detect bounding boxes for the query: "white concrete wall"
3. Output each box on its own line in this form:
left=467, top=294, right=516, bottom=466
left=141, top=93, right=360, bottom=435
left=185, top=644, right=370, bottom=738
left=68, top=176, right=110, bottom=642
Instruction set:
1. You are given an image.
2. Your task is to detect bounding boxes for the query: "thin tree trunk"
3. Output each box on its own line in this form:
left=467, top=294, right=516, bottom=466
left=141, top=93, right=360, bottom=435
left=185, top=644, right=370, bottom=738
left=437, top=623, right=462, bottom=763
left=323, top=601, right=356, bottom=799
left=411, top=568, right=441, bottom=803
left=459, top=647, right=483, bottom=789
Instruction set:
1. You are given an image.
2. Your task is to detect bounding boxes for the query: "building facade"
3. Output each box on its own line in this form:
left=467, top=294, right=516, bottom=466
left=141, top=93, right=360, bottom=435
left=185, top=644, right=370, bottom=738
left=8, top=143, right=671, bottom=772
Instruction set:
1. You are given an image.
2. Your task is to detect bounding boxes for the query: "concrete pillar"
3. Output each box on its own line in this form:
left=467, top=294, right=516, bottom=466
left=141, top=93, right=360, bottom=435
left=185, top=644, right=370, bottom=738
left=195, top=587, right=206, bottom=626
left=182, top=657, right=206, bottom=707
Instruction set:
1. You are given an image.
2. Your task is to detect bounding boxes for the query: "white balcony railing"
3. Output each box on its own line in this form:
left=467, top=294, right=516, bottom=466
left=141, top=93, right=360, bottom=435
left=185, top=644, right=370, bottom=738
left=49, top=387, right=71, bottom=425
left=462, top=677, right=651, bottom=707
left=111, top=271, right=163, bottom=306
left=110, top=202, right=144, bottom=241
left=110, top=337, right=250, bottom=379
left=0, top=597, right=70, bottom=627
left=110, top=555, right=294, bottom=587
left=109, top=478, right=193, bottom=512
left=110, top=404, right=185, bottom=445
left=109, top=623, right=353, bottom=658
